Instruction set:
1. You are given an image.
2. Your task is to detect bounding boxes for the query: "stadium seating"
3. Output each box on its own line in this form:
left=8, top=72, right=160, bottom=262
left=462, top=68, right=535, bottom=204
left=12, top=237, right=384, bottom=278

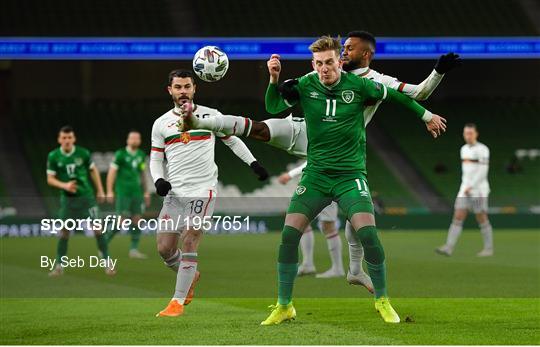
left=1, top=0, right=536, bottom=37
left=192, top=0, right=536, bottom=37
left=1, top=0, right=175, bottom=36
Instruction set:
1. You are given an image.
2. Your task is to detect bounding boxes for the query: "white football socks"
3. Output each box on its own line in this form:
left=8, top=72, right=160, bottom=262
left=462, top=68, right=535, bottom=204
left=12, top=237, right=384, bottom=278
left=445, top=219, right=464, bottom=251
left=300, top=226, right=315, bottom=268
left=173, top=252, right=198, bottom=304
left=479, top=221, right=494, bottom=251
left=325, top=231, right=344, bottom=273
left=344, top=222, right=364, bottom=275
left=195, top=115, right=252, bottom=137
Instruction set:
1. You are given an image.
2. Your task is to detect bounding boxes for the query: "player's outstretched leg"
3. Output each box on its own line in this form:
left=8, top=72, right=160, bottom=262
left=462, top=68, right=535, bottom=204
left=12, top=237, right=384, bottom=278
left=344, top=222, right=373, bottom=293
left=180, top=102, right=253, bottom=136
left=298, top=225, right=316, bottom=276
left=354, top=224, right=399, bottom=323
left=261, top=225, right=302, bottom=325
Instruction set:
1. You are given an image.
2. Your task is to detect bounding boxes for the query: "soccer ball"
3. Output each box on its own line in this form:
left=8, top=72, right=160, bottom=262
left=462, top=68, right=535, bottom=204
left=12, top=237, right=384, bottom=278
left=192, top=46, right=229, bottom=82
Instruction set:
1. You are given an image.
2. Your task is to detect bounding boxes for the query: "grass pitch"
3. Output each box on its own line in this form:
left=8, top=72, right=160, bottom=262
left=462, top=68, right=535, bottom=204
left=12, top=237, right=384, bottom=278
left=1, top=229, right=539, bottom=344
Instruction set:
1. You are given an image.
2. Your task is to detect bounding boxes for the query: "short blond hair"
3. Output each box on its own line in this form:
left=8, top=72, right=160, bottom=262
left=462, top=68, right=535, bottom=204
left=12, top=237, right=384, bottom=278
left=309, top=35, right=342, bottom=57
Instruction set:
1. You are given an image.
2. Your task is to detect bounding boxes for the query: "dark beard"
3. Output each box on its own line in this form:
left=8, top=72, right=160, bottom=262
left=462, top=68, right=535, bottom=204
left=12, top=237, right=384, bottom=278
left=342, top=60, right=360, bottom=72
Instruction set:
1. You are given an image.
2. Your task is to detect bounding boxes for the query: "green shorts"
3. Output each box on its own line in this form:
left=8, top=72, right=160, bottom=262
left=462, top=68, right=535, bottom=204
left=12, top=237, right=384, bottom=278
left=288, top=170, right=374, bottom=221
left=59, top=196, right=99, bottom=220
left=115, top=195, right=144, bottom=217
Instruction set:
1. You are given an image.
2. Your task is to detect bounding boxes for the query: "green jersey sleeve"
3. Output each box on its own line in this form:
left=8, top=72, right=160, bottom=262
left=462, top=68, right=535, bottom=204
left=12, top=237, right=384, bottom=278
left=265, top=83, right=296, bottom=114
left=385, top=87, right=427, bottom=119
left=84, top=148, right=94, bottom=169
left=46, top=151, right=58, bottom=175
left=362, top=78, right=427, bottom=119
left=362, top=78, right=387, bottom=102
left=111, top=150, right=122, bottom=169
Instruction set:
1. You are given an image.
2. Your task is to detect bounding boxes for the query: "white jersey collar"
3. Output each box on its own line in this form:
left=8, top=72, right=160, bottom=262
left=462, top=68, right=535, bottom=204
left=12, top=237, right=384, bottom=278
left=349, top=66, right=371, bottom=76
left=60, top=145, right=76, bottom=156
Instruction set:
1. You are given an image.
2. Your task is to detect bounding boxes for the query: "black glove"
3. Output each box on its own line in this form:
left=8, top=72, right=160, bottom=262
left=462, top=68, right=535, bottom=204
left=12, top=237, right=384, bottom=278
left=154, top=178, right=172, bottom=197
left=434, top=52, right=462, bottom=74
left=250, top=161, right=269, bottom=181
left=277, top=79, right=299, bottom=103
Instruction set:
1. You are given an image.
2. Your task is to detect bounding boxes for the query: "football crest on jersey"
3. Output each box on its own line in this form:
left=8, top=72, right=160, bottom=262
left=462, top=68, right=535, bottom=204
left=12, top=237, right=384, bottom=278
left=75, top=158, right=83, bottom=166
left=342, top=90, right=354, bottom=103
left=181, top=132, right=191, bottom=144
left=296, top=185, right=306, bottom=195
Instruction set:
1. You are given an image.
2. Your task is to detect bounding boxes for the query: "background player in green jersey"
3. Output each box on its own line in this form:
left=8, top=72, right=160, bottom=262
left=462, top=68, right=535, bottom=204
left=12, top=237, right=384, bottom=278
left=46, top=126, right=114, bottom=276
left=261, top=36, right=445, bottom=325
left=106, top=130, right=150, bottom=259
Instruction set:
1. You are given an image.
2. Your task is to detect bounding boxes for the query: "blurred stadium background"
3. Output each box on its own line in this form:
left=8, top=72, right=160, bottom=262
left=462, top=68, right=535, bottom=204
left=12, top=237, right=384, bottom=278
left=0, top=0, right=538, bottom=231
left=0, top=1, right=539, bottom=344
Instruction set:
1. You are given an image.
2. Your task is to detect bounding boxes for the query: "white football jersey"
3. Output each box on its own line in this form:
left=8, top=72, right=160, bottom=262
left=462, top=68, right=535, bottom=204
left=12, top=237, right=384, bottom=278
left=459, top=142, right=490, bottom=197
left=150, top=105, right=226, bottom=195
left=349, top=67, right=429, bottom=125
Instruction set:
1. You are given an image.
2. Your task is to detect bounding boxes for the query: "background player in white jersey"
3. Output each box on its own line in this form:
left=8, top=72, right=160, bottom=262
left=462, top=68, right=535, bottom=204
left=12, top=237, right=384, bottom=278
left=279, top=162, right=346, bottom=279
left=151, top=69, right=269, bottom=317
left=182, top=30, right=457, bottom=291
left=436, top=123, right=493, bottom=257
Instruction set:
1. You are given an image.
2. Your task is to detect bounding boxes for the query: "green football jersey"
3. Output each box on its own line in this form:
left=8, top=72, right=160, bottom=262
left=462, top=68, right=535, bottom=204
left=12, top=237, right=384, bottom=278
left=46, top=146, right=95, bottom=198
left=266, top=71, right=427, bottom=175
left=111, top=147, right=146, bottom=196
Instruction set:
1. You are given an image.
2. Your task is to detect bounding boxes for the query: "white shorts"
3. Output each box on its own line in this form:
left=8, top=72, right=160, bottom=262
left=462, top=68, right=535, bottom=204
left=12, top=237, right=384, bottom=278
left=263, top=115, right=307, bottom=158
left=316, top=201, right=341, bottom=230
left=157, top=188, right=217, bottom=233
left=454, top=196, right=489, bottom=214
left=317, top=201, right=339, bottom=222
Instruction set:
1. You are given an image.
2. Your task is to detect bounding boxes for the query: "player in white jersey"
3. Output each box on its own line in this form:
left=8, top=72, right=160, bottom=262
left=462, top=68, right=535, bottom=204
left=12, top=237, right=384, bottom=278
left=436, top=123, right=493, bottom=257
left=151, top=69, right=269, bottom=317
left=180, top=31, right=456, bottom=292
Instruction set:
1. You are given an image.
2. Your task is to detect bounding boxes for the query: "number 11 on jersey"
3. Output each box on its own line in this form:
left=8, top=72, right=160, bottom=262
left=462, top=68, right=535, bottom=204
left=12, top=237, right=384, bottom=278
left=325, top=99, right=337, bottom=117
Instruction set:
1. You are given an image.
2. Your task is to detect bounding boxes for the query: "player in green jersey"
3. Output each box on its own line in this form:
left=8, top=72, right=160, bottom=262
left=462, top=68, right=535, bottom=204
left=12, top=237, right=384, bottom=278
left=106, top=130, right=150, bottom=259
left=46, top=126, right=114, bottom=276
left=260, top=36, right=445, bottom=325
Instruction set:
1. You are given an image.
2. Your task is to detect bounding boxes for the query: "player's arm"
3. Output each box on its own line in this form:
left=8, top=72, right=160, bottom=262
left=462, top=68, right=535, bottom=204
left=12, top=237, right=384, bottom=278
left=366, top=80, right=446, bottom=137
left=106, top=151, right=120, bottom=203
left=219, top=135, right=269, bottom=181
left=89, top=164, right=105, bottom=203
left=382, top=53, right=461, bottom=101
left=47, top=174, right=77, bottom=193
left=46, top=153, right=77, bottom=193
left=140, top=161, right=151, bottom=206
left=149, top=120, right=171, bottom=196
left=278, top=161, right=306, bottom=184
left=265, top=54, right=299, bottom=114
left=265, top=82, right=297, bottom=114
